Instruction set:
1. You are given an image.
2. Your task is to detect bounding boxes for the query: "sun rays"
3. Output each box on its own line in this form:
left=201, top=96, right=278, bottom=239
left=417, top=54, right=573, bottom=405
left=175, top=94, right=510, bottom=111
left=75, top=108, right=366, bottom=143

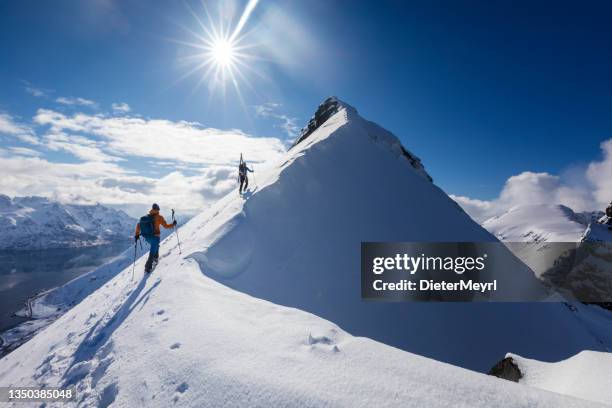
left=172, top=0, right=262, bottom=101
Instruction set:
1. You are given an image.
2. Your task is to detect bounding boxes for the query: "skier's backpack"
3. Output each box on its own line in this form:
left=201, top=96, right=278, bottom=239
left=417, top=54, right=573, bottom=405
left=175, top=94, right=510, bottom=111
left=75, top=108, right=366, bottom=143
left=139, top=214, right=155, bottom=237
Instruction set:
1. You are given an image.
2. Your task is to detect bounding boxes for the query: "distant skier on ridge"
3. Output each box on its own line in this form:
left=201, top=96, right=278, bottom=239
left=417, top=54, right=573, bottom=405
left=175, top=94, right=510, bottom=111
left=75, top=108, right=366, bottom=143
left=238, top=154, right=254, bottom=195
left=134, top=203, right=176, bottom=273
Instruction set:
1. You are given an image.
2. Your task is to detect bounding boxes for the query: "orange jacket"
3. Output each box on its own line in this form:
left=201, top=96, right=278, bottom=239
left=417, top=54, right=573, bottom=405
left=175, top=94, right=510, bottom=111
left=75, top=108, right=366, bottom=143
left=135, top=209, right=174, bottom=237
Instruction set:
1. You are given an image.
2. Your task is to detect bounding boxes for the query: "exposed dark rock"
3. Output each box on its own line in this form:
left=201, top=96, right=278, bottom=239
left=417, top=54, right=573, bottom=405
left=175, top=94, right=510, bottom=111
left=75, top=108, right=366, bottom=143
left=584, top=302, right=612, bottom=311
left=488, top=357, right=522, bottom=382
left=291, top=96, right=433, bottom=183
left=292, top=96, right=343, bottom=148
left=400, top=146, right=432, bottom=182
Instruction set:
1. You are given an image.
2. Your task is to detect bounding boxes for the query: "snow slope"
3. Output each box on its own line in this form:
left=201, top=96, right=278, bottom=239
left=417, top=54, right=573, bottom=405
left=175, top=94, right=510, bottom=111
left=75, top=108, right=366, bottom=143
left=510, top=351, right=612, bottom=405
left=483, top=205, right=589, bottom=277
left=0, top=214, right=188, bottom=357
left=0, top=245, right=146, bottom=357
left=0, top=254, right=602, bottom=407
left=584, top=216, right=612, bottom=243
left=484, top=204, right=612, bottom=301
left=483, top=204, right=593, bottom=243
left=177, top=97, right=608, bottom=371
left=0, top=97, right=610, bottom=406
left=0, top=195, right=135, bottom=250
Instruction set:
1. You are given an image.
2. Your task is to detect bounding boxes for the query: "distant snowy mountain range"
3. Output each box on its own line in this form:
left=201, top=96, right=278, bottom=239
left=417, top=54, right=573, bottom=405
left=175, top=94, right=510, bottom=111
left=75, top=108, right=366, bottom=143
left=483, top=204, right=603, bottom=244
left=0, top=195, right=135, bottom=250
left=483, top=204, right=611, bottom=302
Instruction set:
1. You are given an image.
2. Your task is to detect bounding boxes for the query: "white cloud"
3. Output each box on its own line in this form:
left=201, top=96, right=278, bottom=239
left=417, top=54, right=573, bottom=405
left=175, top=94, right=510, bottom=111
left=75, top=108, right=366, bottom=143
left=21, top=80, right=52, bottom=98
left=7, top=147, right=42, bottom=157
left=0, top=113, right=40, bottom=145
left=56, top=96, right=98, bottom=107
left=15, top=134, right=42, bottom=145
left=0, top=90, right=290, bottom=216
left=255, top=103, right=280, bottom=115
left=25, top=86, right=46, bottom=98
left=449, top=195, right=496, bottom=223
left=0, top=153, right=126, bottom=201
left=0, top=152, right=237, bottom=217
left=43, top=132, right=121, bottom=162
left=34, top=109, right=286, bottom=165
left=452, top=139, right=612, bottom=223
left=112, top=102, right=131, bottom=113
left=255, top=103, right=300, bottom=138
left=0, top=104, right=286, bottom=216
left=586, top=139, right=612, bottom=206
left=0, top=113, right=31, bottom=135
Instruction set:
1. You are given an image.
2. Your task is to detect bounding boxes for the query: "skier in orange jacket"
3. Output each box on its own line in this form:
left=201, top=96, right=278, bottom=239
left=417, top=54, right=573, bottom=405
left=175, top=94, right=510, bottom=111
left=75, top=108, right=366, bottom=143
left=135, top=203, right=176, bottom=272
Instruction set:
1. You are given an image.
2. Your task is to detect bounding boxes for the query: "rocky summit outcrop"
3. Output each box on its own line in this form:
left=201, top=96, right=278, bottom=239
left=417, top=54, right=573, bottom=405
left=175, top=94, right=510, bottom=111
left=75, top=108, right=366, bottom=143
left=488, top=357, right=523, bottom=382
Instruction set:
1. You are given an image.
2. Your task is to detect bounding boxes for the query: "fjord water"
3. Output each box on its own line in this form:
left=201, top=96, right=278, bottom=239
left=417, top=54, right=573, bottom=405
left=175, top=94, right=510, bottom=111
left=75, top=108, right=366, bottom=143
left=0, top=243, right=130, bottom=332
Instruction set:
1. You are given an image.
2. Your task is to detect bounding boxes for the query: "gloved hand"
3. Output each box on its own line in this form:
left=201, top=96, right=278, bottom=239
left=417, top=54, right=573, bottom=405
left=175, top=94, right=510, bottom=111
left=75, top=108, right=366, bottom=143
left=135, top=234, right=140, bottom=242
left=172, top=220, right=177, bottom=226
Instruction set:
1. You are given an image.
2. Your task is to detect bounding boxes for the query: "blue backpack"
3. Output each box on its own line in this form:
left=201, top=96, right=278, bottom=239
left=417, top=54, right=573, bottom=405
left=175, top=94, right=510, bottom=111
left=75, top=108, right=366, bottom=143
left=139, top=214, right=155, bottom=237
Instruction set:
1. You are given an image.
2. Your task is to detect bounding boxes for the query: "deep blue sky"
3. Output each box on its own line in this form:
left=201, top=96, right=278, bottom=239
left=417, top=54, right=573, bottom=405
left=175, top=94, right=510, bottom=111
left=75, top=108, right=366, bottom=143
left=0, top=0, right=610, bottom=200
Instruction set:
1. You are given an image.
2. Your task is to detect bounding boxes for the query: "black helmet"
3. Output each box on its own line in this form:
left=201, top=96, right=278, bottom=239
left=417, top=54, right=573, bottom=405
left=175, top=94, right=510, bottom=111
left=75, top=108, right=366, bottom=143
left=152, top=203, right=160, bottom=211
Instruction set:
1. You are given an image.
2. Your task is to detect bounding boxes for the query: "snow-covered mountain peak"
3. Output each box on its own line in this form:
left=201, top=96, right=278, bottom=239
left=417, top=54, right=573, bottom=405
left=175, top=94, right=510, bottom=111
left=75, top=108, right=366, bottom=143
left=0, top=194, right=12, bottom=208
left=0, top=196, right=136, bottom=250
left=292, top=96, right=353, bottom=147
left=293, top=96, right=432, bottom=182
left=483, top=204, right=591, bottom=243
left=482, top=203, right=611, bottom=301
left=169, top=98, right=602, bottom=371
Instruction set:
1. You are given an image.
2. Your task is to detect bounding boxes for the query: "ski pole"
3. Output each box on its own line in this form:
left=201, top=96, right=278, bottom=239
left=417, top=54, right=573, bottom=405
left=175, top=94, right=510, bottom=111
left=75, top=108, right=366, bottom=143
left=172, top=209, right=182, bottom=254
left=131, top=238, right=138, bottom=281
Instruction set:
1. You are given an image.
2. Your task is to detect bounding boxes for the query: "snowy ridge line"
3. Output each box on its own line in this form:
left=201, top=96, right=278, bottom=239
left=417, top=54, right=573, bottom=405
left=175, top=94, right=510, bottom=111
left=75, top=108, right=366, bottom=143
left=508, top=350, right=612, bottom=406
left=1, top=98, right=611, bottom=406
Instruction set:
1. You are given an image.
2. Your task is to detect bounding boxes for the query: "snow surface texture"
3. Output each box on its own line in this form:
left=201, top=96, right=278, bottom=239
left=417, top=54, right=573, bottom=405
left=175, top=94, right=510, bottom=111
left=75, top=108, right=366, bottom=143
left=585, top=216, right=612, bottom=243
left=0, top=256, right=603, bottom=407
left=0, top=215, right=186, bottom=357
left=483, top=204, right=592, bottom=277
left=483, top=204, right=594, bottom=244
left=0, top=195, right=135, bottom=250
left=510, top=351, right=612, bottom=406
left=178, top=98, right=608, bottom=371
left=484, top=204, right=612, bottom=301
left=0, top=245, right=147, bottom=357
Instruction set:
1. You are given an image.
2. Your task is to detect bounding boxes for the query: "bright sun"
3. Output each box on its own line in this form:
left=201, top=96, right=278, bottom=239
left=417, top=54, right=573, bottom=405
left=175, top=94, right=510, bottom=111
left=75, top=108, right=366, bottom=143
left=176, top=0, right=261, bottom=94
left=210, top=38, right=236, bottom=67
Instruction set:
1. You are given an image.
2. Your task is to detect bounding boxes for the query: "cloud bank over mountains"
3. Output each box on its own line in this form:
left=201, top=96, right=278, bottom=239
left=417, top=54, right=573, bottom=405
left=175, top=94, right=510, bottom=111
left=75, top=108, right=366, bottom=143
left=0, top=98, right=286, bottom=216
left=2, top=91, right=609, bottom=221
left=453, top=139, right=612, bottom=222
